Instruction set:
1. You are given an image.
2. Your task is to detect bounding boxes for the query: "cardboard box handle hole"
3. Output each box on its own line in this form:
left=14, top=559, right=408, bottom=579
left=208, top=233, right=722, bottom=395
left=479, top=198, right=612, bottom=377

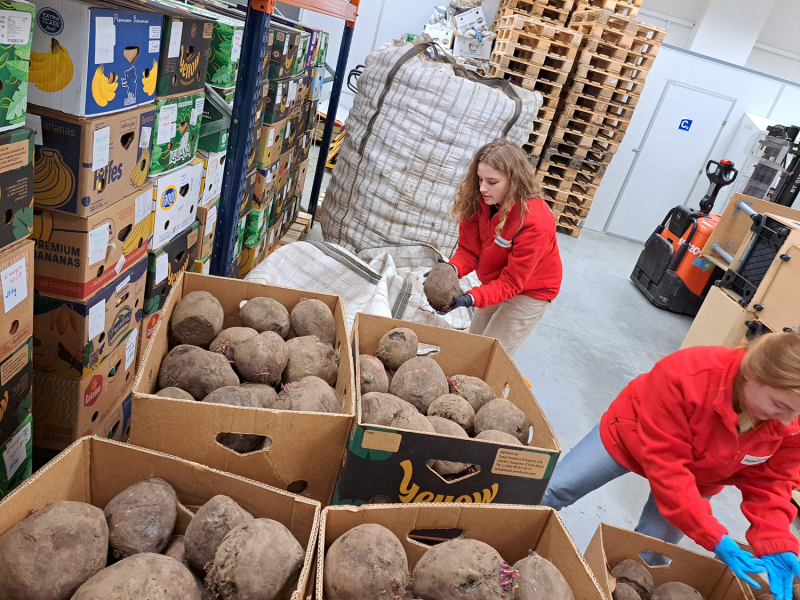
left=214, top=433, right=272, bottom=454
left=8, top=319, right=19, bottom=334
left=426, top=460, right=482, bottom=483
left=3, top=209, right=11, bottom=224
left=638, top=551, right=674, bottom=568
left=408, top=528, right=464, bottom=546
left=287, top=480, right=307, bottom=494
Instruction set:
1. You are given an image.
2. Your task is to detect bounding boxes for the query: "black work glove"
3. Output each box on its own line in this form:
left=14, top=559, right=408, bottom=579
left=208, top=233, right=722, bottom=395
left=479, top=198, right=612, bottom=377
left=438, top=293, right=474, bottom=315
left=424, top=258, right=457, bottom=278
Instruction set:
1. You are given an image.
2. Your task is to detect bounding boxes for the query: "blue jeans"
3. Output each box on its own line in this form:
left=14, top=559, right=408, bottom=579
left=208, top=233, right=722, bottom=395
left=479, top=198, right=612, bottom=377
left=542, top=424, right=708, bottom=566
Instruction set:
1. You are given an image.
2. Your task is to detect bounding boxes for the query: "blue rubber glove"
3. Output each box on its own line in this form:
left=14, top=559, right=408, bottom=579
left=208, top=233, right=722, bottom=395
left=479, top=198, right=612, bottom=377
left=761, top=552, right=800, bottom=600
left=714, top=535, right=765, bottom=589
left=438, top=293, right=474, bottom=315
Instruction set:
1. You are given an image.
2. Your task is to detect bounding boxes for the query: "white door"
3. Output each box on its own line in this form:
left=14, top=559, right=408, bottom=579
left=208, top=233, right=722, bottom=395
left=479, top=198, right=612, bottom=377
left=605, top=81, right=735, bottom=242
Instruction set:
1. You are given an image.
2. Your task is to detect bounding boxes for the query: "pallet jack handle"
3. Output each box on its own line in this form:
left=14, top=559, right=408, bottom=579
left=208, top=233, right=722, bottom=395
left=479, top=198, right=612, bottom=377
left=699, top=159, right=738, bottom=214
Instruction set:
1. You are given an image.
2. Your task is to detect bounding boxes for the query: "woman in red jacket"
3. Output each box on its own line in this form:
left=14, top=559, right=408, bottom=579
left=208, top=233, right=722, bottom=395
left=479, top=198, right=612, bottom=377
left=542, top=332, right=800, bottom=600
left=438, top=139, right=562, bottom=357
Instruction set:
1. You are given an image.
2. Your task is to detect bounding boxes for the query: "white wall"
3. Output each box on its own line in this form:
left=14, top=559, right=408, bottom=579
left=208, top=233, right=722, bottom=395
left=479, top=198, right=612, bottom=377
left=584, top=45, right=800, bottom=236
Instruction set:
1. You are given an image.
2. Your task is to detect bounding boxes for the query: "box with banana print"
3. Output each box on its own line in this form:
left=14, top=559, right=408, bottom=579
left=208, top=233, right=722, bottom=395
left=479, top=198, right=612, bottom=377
left=27, top=104, right=155, bottom=217
left=0, top=0, right=35, bottom=132
left=27, top=0, right=162, bottom=117
left=32, top=329, right=136, bottom=450
left=155, top=14, right=212, bottom=98
left=32, top=256, right=146, bottom=380
left=31, top=185, right=154, bottom=301
left=150, top=92, right=204, bottom=176
left=0, top=339, right=33, bottom=495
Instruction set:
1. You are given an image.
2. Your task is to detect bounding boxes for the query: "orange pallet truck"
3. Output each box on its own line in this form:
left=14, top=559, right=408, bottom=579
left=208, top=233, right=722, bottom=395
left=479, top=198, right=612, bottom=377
left=631, top=159, right=738, bottom=316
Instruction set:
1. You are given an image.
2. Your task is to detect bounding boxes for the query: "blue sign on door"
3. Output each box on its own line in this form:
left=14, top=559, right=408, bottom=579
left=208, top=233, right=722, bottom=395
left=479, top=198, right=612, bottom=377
left=679, top=119, right=693, bottom=131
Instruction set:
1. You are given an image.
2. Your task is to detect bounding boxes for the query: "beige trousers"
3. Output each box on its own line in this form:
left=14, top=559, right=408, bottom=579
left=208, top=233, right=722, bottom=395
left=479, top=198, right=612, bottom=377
left=468, top=295, right=551, bottom=358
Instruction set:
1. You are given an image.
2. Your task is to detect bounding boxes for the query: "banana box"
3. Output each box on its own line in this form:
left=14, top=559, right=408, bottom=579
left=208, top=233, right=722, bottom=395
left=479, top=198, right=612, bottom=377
left=32, top=329, right=136, bottom=450
left=296, top=158, right=311, bottom=198
left=296, top=130, right=312, bottom=166
left=259, top=118, right=286, bottom=168
left=194, top=198, right=218, bottom=261
left=27, top=104, right=155, bottom=217
left=197, top=128, right=228, bottom=154
left=243, top=207, right=267, bottom=248
left=247, top=125, right=261, bottom=172
left=237, top=244, right=257, bottom=278
left=153, top=11, right=212, bottom=97
left=155, top=0, right=243, bottom=89
left=266, top=25, right=300, bottom=81
left=149, top=157, right=203, bottom=250
left=192, top=252, right=210, bottom=275
left=304, top=99, right=318, bottom=132
left=32, top=185, right=154, bottom=301
left=262, top=79, right=290, bottom=124
left=137, top=310, right=160, bottom=368
left=253, top=161, right=278, bottom=211
left=315, top=31, right=329, bottom=67
left=150, top=93, right=205, bottom=176
left=293, top=32, right=311, bottom=77
left=0, top=240, right=34, bottom=365
left=197, top=148, right=225, bottom=205
left=0, top=127, right=34, bottom=249
left=143, top=220, right=198, bottom=316
left=0, top=338, right=33, bottom=451
left=277, top=147, right=295, bottom=192
left=27, top=0, right=162, bottom=117
left=240, top=166, right=257, bottom=218
left=0, top=1, right=35, bottom=132
left=32, top=256, right=146, bottom=380
left=0, top=414, right=33, bottom=497
left=233, top=214, right=245, bottom=260
left=307, top=67, right=323, bottom=102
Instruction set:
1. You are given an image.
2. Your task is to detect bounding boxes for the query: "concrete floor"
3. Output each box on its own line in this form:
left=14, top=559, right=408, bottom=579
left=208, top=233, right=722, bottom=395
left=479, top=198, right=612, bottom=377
left=301, top=147, right=799, bottom=556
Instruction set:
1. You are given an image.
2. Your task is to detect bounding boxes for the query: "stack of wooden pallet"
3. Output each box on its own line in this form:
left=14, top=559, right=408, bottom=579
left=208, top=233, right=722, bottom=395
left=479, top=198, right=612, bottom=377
left=573, top=0, right=642, bottom=19
left=487, top=12, right=583, bottom=162
left=498, top=0, right=575, bottom=26
left=535, top=9, right=665, bottom=237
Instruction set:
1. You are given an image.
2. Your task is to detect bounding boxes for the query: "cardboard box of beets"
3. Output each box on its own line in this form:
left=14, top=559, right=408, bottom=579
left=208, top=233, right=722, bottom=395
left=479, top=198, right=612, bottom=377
left=131, top=272, right=355, bottom=506
left=317, top=504, right=605, bottom=600
left=0, top=436, right=320, bottom=600
left=334, top=313, right=561, bottom=506
left=586, top=523, right=751, bottom=600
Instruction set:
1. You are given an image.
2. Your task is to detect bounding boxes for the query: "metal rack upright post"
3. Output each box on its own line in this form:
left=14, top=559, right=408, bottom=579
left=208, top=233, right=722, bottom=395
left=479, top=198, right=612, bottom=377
left=210, top=0, right=359, bottom=276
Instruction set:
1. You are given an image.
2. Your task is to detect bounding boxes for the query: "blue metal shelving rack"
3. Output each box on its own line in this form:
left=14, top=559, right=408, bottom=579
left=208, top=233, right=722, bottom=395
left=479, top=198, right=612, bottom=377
left=210, top=0, right=359, bottom=276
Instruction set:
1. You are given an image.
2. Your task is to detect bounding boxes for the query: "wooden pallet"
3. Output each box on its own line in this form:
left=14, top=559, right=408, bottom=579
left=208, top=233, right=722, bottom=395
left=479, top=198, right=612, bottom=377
left=541, top=182, right=596, bottom=207
left=532, top=117, right=553, bottom=136
left=582, top=37, right=660, bottom=64
left=497, top=14, right=584, bottom=46
left=577, top=49, right=651, bottom=81
left=557, top=105, right=630, bottom=131
left=544, top=197, right=592, bottom=218
left=555, top=116, right=628, bottom=142
left=488, top=60, right=571, bottom=84
left=538, top=160, right=606, bottom=185
left=486, top=64, right=566, bottom=95
left=569, top=9, right=667, bottom=45
left=541, top=146, right=609, bottom=172
left=562, top=90, right=638, bottom=119
left=523, top=141, right=545, bottom=160
left=574, top=0, right=639, bottom=18
left=499, top=0, right=573, bottom=24
left=572, top=63, right=647, bottom=94
left=550, top=125, right=622, bottom=152
left=543, top=138, right=616, bottom=164
left=295, top=211, right=313, bottom=233
left=537, top=172, right=600, bottom=198
left=490, top=45, right=576, bottom=74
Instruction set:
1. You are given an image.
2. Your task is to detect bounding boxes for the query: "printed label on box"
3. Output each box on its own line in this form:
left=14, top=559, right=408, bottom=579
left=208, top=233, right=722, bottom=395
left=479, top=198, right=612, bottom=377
left=168, top=21, right=183, bottom=58
left=205, top=206, right=217, bottom=235
left=149, top=39, right=160, bottom=54
left=135, top=191, right=151, bottom=225
left=92, top=127, right=110, bottom=171
left=491, top=448, right=549, bottom=479
left=150, top=25, right=161, bottom=39
left=0, top=139, right=28, bottom=174
left=126, top=327, right=137, bottom=370
left=115, top=255, right=125, bottom=274
left=155, top=253, right=169, bottom=284
left=140, top=126, right=152, bottom=149
left=94, top=16, right=116, bottom=64
left=1, top=257, right=27, bottom=313
left=24, top=114, right=43, bottom=145
left=362, top=430, right=402, bottom=453
left=157, top=104, right=178, bottom=145
left=87, top=224, right=110, bottom=267
left=88, top=299, right=105, bottom=340
left=0, top=343, right=27, bottom=385
left=0, top=10, right=31, bottom=45
left=2, top=421, right=31, bottom=479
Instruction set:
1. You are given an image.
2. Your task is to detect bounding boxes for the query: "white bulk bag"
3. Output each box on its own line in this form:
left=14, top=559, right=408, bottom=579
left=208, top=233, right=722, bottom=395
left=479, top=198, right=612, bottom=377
left=321, top=38, right=542, bottom=256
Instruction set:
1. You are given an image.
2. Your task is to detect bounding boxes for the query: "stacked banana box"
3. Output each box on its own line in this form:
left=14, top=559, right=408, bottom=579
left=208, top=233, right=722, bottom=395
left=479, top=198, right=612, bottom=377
left=22, top=0, right=218, bottom=459
left=0, top=1, right=36, bottom=496
left=488, top=12, right=583, bottom=164
left=238, top=18, right=327, bottom=278
left=534, top=9, right=664, bottom=238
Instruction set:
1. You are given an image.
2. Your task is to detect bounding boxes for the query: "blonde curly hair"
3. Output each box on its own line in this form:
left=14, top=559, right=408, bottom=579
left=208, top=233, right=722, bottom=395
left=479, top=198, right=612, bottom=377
left=451, top=139, right=543, bottom=237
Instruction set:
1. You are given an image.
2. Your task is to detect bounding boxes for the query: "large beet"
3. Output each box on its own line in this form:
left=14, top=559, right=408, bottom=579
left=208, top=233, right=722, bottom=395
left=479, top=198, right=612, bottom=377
left=424, top=262, right=461, bottom=311
left=390, top=356, right=448, bottom=413
left=411, top=538, right=504, bottom=600
left=376, top=328, right=418, bottom=371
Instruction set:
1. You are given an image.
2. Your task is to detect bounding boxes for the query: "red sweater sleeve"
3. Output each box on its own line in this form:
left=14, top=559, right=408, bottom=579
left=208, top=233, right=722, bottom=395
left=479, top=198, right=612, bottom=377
left=449, top=218, right=480, bottom=278
left=733, top=438, right=800, bottom=556
left=634, top=366, right=729, bottom=551
left=468, top=222, right=550, bottom=309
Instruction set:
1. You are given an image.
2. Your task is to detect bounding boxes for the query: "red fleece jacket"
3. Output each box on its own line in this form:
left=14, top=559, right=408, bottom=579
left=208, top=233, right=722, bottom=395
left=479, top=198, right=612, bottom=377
left=448, top=198, right=562, bottom=309
left=601, top=346, right=800, bottom=556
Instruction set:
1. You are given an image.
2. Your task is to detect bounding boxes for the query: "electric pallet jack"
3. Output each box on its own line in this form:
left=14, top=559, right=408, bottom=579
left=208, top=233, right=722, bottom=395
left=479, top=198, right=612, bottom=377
left=631, top=159, right=739, bottom=316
